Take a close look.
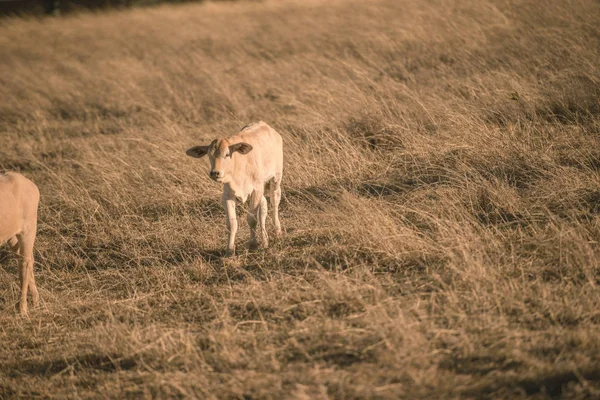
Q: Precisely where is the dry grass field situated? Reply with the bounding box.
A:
[1,0,600,398]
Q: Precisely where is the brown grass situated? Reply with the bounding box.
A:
[1,0,600,398]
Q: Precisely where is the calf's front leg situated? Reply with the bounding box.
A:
[222,192,238,257]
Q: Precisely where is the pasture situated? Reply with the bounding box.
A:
[1,0,599,398]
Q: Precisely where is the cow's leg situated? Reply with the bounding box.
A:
[8,236,23,312]
[271,178,282,238]
[16,230,37,315]
[247,190,264,250]
[222,191,238,257]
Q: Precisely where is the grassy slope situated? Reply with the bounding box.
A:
[1,0,599,398]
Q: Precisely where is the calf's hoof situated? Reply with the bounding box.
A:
[224,247,235,257]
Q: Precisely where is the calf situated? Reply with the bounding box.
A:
[186,121,283,256]
[0,171,40,315]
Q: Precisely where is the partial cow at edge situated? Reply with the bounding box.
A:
[186,121,283,257]
[0,171,40,315]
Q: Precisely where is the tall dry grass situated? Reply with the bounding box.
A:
[1,0,600,398]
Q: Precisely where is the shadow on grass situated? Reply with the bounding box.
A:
[286,178,449,203]
[2,353,138,377]
[461,367,600,398]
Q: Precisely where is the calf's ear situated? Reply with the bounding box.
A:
[230,142,253,155]
[186,145,210,158]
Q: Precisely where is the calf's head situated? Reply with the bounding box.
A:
[186,139,253,182]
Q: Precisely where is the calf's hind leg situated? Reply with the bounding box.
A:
[8,236,19,253]
[247,190,268,250]
[259,195,268,247]
[270,178,282,238]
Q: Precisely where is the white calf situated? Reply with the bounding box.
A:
[0,171,40,315]
[187,121,283,256]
